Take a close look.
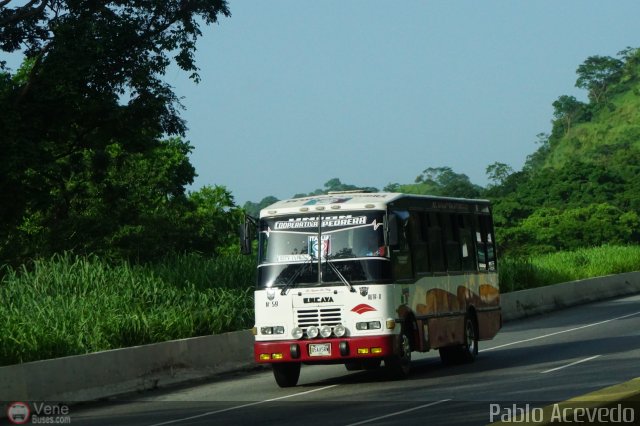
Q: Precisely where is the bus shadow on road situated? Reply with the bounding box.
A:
[298,333,640,389]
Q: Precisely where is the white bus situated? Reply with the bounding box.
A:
[242,192,501,387]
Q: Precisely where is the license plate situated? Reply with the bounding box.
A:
[309,343,331,357]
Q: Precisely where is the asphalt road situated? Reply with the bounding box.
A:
[67,293,640,425]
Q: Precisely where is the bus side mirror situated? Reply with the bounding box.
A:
[240,215,256,255]
[387,214,398,248]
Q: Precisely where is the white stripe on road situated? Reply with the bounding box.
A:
[541,355,601,374]
[147,384,339,426]
[482,310,640,352]
[343,399,451,426]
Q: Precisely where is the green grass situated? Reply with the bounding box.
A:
[499,245,640,293]
[0,253,257,366]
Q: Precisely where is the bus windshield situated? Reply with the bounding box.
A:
[257,212,391,288]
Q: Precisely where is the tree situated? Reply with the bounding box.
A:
[187,185,243,255]
[0,1,231,264]
[0,135,202,263]
[292,178,378,198]
[551,95,589,135]
[617,47,640,85]
[575,55,623,105]
[523,133,551,173]
[515,204,639,253]
[410,167,482,198]
[243,196,280,218]
[1,1,229,71]
[383,182,401,192]
[485,162,514,187]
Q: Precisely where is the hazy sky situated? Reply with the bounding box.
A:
[170,0,640,205]
[6,1,640,205]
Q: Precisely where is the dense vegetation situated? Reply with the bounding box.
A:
[499,245,640,293]
[1,3,639,364]
[0,253,254,365]
[0,1,237,266]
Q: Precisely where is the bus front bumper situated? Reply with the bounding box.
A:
[254,335,397,363]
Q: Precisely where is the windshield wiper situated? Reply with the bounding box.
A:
[276,253,356,294]
[279,257,313,295]
[326,256,356,293]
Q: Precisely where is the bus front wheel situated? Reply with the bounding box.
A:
[272,362,301,387]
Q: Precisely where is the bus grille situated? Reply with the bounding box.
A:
[295,307,342,332]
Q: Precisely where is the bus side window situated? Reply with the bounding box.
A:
[476,216,487,271]
[444,214,462,272]
[410,211,429,274]
[427,212,445,273]
[476,215,496,271]
[485,216,497,271]
[460,214,477,271]
[390,211,413,280]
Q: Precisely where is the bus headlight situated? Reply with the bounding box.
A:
[307,326,319,339]
[261,326,285,335]
[320,325,332,338]
[356,321,381,330]
[333,324,346,337]
[292,327,303,339]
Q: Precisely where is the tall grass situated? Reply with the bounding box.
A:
[149,253,256,290]
[0,253,257,366]
[499,245,640,293]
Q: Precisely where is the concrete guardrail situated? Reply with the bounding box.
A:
[500,271,640,321]
[2,271,639,403]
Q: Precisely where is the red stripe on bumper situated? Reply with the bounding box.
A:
[254,335,397,363]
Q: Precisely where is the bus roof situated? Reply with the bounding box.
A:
[259,192,491,218]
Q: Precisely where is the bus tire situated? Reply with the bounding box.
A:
[439,313,478,365]
[384,329,411,379]
[460,313,479,363]
[272,362,301,387]
[438,346,459,365]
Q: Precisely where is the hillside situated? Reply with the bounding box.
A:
[545,85,640,170]
[489,47,640,255]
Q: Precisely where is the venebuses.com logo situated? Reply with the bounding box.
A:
[6,401,71,424]
[7,402,30,425]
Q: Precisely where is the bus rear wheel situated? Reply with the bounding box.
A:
[384,330,411,379]
[272,362,301,387]
[439,314,478,365]
[460,313,479,362]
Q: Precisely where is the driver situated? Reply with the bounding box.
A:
[359,232,384,257]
